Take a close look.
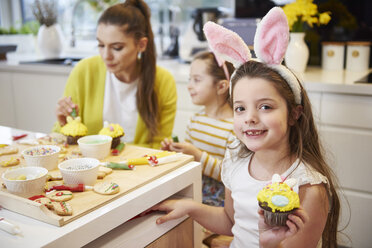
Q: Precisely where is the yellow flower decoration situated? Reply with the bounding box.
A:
[282,0,331,32]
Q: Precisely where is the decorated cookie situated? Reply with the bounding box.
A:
[47,171,63,181]
[93,181,120,195]
[47,190,73,202]
[52,201,73,216]
[97,171,107,179]
[0,146,18,156]
[0,156,20,167]
[99,166,113,175]
[34,197,55,210]
[45,181,64,191]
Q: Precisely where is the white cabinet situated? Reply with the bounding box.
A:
[12,72,68,133]
[310,92,372,248]
[0,72,16,127]
[0,65,70,133]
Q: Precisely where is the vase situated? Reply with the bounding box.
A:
[37,24,64,59]
[284,32,309,73]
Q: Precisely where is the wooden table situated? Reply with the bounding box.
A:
[0,126,202,247]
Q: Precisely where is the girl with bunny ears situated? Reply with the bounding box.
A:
[151,7,340,248]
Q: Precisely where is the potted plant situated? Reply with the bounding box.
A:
[0,22,39,54]
[32,0,64,58]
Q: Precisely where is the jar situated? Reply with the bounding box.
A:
[321,41,345,70]
[346,41,371,71]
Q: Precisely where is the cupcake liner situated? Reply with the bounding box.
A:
[111,136,123,149]
[262,208,293,226]
[67,135,83,145]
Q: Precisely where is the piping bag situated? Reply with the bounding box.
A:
[103,151,181,169]
[0,217,21,235]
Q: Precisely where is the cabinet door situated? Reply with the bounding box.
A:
[0,72,16,127]
[12,72,68,133]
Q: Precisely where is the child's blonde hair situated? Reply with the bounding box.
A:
[230,60,340,248]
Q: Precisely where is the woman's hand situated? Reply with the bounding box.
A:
[56,96,79,126]
[258,207,309,248]
[169,142,203,161]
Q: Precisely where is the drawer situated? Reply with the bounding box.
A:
[338,189,372,248]
[320,93,372,129]
[320,126,372,193]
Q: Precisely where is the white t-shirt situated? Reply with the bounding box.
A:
[221,138,328,248]
[103,72,138,143]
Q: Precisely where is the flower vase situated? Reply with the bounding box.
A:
[284,32,309,73]
[37,24,64,59]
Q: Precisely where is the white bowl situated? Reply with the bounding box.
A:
[58,158,100,186]
[22,145,61,171]
[78,135,112,160]
[2,166,48,197]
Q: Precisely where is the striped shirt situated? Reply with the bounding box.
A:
[185,110,234,182]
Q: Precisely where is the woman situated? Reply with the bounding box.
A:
[54,0,177,148]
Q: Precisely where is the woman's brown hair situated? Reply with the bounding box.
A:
[230,60,340,248]
[98,0,158,141]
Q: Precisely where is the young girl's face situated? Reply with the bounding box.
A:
[188,59,217,106]
[233,77,290,153]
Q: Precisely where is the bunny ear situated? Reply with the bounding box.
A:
[203,21,251,68]
[254,7,289,65]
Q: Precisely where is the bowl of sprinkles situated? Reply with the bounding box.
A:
[58,158,100,186]
[22,145,61,171]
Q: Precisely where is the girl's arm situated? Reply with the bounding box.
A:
[259,183,329,248]
[153,190,235,236]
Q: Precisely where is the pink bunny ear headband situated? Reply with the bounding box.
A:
[203,7,302,104]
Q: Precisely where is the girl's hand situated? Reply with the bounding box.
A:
[56,96,79,126]
[170,142,203,161]
[150,199,194,224]
[161,138,173,151]
[258,207,309,248]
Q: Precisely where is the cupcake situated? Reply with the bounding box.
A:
[257,174,299,226]
[60,116,88,145]
[98,121,125,148]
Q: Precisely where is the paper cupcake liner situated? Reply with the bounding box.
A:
[111,136,123,149]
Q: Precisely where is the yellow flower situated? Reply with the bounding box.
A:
[319,12,331,25]
[282,0,331,32]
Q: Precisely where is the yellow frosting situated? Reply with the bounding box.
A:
[60,116,88,137]
[98,123,124,138]
[257,182,300,212]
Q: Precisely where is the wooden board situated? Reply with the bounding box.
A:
[0,143,194,226]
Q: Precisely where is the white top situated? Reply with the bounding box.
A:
[103,72,138,143]
[221,138,328,248]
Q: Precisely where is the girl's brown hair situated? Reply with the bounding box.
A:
[230,60,340,248]
[193,51,235,102]
[98,0,158,141]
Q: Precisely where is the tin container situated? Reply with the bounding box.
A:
[346,41,371,71]
[322,41,345,70]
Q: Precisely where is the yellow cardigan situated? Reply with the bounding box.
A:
[53,55,177,149]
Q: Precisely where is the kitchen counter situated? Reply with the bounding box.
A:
[0,126,202,248]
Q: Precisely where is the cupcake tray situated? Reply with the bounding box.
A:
[0,143,193,226]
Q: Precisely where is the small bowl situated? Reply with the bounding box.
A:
[2,166,48,197]
[22,145,61,171]
[58,158,100,186]
[78,135,112,160]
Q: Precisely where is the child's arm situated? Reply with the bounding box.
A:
[259,183,329,248]
[169,142,203,161]
[152,191,235,236]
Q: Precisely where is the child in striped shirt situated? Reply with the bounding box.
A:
[161,51,235,207]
